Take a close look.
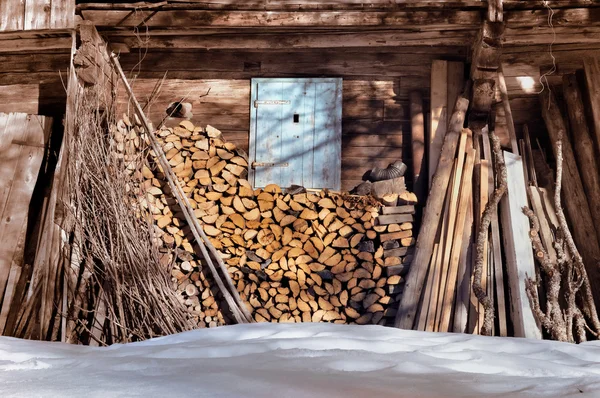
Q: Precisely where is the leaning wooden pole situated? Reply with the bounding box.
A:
[410,91,426,207]
[109,53,252,324]
[395,84,470,329]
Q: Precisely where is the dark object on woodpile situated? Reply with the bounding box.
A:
[166,101,193,118]
[369,161,407,182]
[285,185,307,195]
[352,181,372,196]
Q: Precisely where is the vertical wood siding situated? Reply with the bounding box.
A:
[0,0,74,32]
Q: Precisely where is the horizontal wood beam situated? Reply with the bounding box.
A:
[112,30,476,50]
[0,37,72,53]
[81,9,482,28]
[77,0,598,12]
[80,7,600,29]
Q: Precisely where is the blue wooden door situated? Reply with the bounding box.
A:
[249,78,342,190]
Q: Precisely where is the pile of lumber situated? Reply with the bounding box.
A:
[403,127,508,335]
[116,118,418,327]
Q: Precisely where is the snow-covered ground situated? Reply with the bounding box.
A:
[1,323,600,397]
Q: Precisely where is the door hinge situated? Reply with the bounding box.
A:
[254,100,291,108]
[252,162,289,168]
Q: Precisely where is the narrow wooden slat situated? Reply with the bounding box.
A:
[452,197,473,333]
[417,243,439,332]
[428,60,448,187]
[528,187,557,264]
[500,151,541,339]
[395,94,469,330]
[425,163,454,332]
[439,147,475,332]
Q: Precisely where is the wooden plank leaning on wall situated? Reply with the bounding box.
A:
[0,113,50,334]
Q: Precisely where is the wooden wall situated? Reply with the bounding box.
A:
[0,0,75,32]
[0,52,70,116]
[118,47,468,191]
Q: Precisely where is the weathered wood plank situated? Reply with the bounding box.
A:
[429,60,448,187]
[0,113,48,321]
[500,151,541,339]
[377,214,414,225]
[82,9,482,28]
[583,56,600,157]
[381,205,415,215]
[117,31,476,50]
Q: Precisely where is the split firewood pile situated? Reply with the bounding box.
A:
[116,118,418,327]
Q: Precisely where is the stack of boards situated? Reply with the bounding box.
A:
[115,118,418,327]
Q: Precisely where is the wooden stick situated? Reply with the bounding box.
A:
[477,158,490,332]
[395,88,470,329]
[482,131,507,336]
[109,53,252,324]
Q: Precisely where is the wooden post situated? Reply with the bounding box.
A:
[540,90,600,310]
[583,57,600,156]
[410,91,426,206]
[563,74,600,237]
[395,89,469,330]
[497,65,519,154]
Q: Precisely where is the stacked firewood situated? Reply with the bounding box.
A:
[117,118,417,327]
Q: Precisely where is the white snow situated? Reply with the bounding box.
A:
[1,323,600,397]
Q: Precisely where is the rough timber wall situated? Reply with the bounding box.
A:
[118,47,468,191]
[0,52,70,115]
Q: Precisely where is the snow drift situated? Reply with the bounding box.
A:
[1,323,600,397]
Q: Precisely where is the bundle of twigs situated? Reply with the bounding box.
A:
[66,84,194,345]
[525,138,600,343]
